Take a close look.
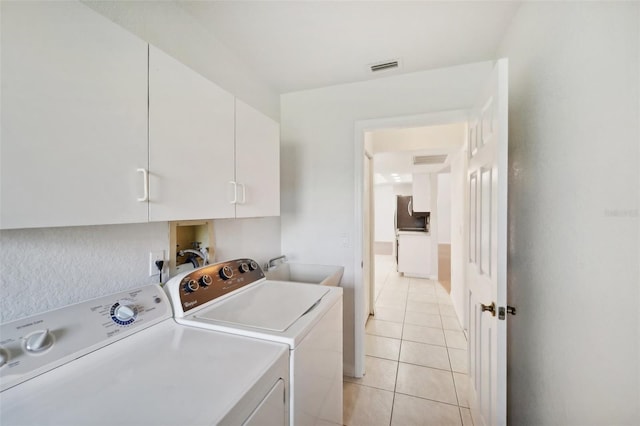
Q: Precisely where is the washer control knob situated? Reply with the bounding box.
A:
[239,263,249,273]
[0,347,9,367]
[200,275,212,287]
[25,329,54,353]
[219,265,234,280]
[249,260,259,271]
[184,279,199,293]
[114,304,136,322]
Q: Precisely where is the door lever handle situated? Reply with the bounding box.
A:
[480,302,496,316]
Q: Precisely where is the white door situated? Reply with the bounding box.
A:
[467,58,508,426]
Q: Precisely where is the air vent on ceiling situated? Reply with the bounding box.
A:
[413,154,448,165]
[370,60,399,73]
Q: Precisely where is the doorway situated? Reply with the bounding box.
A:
[353,109,469,378]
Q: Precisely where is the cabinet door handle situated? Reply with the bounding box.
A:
[408,199,413,216]
[136,168,149,202]
[229,181,238,204]
[238,183,246,204]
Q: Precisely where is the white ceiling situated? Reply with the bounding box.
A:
[371,123,466,184]
[179,1,521,94]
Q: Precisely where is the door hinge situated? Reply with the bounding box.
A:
[498,305,516,320]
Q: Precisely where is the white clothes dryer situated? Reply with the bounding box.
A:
[165,258,343,426]
[0,284,289,426]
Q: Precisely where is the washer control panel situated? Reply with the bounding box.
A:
[0,285,170,392]
[165,258,265,315]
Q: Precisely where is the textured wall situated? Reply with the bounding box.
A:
[499,2,639,424]
[0,217,282,323]
[0,222,169,322]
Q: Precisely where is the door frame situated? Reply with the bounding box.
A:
[352,108,469,377]
[363,149,375,320]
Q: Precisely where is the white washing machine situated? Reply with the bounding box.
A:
[165,258,343,426]
[0,284,290,426]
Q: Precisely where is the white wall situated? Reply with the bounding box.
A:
[212,217,282,265]
[371,123,467,153]
[448,144,468,332]
[499,2,639,424]
[437,173,451,244]
[0,1,282,323]
[280,61,493,375]
[374,183,412,243]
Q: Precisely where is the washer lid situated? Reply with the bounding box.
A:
[195,281,330,332]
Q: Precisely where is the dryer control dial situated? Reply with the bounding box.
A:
[239,262,249,273]
[25,329,54,353]
[110,302,137,326]
[200,275,212,287]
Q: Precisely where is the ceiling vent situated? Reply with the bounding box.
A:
[370,59,399,73]
[413,154,448,165]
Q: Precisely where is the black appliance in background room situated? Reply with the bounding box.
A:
[395,195,429,232]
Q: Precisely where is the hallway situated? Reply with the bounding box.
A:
[343,255,472,426]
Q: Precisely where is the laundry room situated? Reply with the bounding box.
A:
[1,2,638,426]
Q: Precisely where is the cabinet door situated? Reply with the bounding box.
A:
[411,173,431,212]
[235,100,280,218]
[149,46,235,221]
[397,234,431,276]
[1,2,148,229]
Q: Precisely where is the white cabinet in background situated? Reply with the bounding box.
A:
[397,232,432,278]
[148,46,235,221]
[412,173,432,212]
[234,100,280,218]
[0,1,148,229]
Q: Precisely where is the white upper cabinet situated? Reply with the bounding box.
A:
[0,1,148,229]
[148,46,235,221]
[1,2,280,229]
[234,100,280,218]
[412,173,432,212]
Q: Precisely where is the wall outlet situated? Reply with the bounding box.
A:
[149,250,164,276]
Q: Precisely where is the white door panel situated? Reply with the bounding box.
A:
[467,58,508,426]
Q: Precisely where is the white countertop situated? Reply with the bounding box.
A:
[397,230,430,236]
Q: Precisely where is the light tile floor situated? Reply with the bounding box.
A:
[344,255,472,426]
